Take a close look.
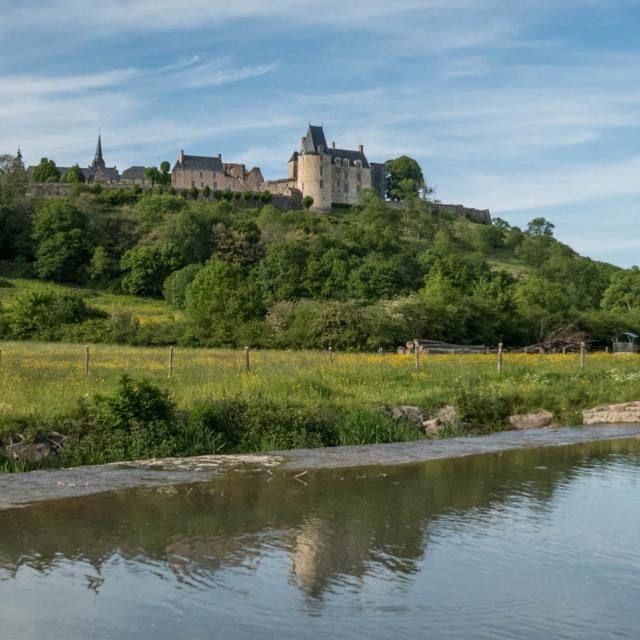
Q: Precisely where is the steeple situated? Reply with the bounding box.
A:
[93,133,105,169]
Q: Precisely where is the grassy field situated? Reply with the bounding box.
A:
[0,278,178,324]
[1,341,638,434]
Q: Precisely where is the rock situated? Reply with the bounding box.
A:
[7,441,51,463]
[582,401,640,425]
[422,405,457,435]
[508,410,554,430]
[383,405,426,429]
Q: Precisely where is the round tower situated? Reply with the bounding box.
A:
[298,152,332,212]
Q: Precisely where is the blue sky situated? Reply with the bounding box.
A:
[1,0,639,267]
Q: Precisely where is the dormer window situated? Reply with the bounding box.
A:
[343,159,349,167]
[334,157,341,165]
[355,160,362,169]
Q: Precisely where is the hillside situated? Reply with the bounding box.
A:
[1,171,639,350]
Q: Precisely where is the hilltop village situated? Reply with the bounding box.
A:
[28,125,385,212]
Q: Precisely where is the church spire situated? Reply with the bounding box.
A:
[93,133,105,168]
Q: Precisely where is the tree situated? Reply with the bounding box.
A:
[144,167,161,187]
[255,240,310,302]
[384,156,427,201]
[185,260,264,343]
[33,157,60,183]
[526,217,555,237]
[302,195,314,210]
[163,264,203,309]
[159,161,171,186]
[202,184,211,198]
[32,200,92,280]
[601,268,640,312]
[120,244,181,296]
[64,164,86,184]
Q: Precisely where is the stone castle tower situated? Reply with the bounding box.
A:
[283,125,385,212]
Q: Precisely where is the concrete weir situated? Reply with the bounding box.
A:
[1,425,640,510]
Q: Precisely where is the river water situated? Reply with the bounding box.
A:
[1,436,639,639]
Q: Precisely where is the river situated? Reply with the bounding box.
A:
[1,431,639,638]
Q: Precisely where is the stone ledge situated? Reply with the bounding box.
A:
[583,401,640,425]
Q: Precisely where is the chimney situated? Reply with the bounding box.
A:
[332,141,336,150]
[358,144,364,154]
[300,137,306,152]
[217,153,222,161]
[179,149,184,164]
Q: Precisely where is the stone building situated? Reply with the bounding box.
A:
[264,125,385,212]
[28,134,120,183]
[120,166,149,186]
[171,150,264,192]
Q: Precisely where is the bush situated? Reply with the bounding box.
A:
[7,288,107,339]
[454,386,513,434]
[163,264,204,308]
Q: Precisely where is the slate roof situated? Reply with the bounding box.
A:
[173,155,224,172]
[328,148,369,168]
[302,125,328,153]
[121,165,147,180]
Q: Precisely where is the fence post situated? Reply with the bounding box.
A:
[562,346,566,355]
[580,342,586,369]
[84,345,90,377]
[168,345,174,378]
[244,346,250,373]
[328,346,333,366]
[414,340,420,372]
[497,343,503,374]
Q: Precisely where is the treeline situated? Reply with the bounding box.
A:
[1,152,639,349]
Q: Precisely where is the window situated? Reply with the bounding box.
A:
[199,171,203,178]
[357,185,361,193]
[357,171,361,182]
[343,159,349,167]
[320,179,323,188]
[191,180,195,188]
[201,182,204,187]
[344,183,349,194]
[213,182,218,190]
[355,160,362,169]
[334,157,341,165]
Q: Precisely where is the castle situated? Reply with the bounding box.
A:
[263,125,386,211]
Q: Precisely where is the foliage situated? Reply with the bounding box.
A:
[31,200,92,281]
[33,157,60,183]
[302,195,314,210]
[384,155,427,201]
[163,263,203,309]
[120,244,182,296]
[64,164,86,184]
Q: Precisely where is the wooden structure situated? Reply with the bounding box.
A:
[612,332,638,353]
[400,340,489,355]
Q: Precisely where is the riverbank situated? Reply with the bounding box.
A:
[2,425,639,510]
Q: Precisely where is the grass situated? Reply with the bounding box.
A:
[0,278,179,324]
[0,341,638,437]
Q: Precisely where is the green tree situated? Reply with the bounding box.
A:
[64,164,86,184]
[255,240,309,302]
[601,268,640,312]
[301,195,314,210]
[384,156,427,201]
[163,264,204,309]
[185,260,264,344]
[120,244,181,296]
[33,157,60,183]
[526,217,555,237]
[32,200,92,280]
[159,161,171,186]
[144,167,161,187]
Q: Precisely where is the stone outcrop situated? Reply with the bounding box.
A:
[582,401,640,425]
[382,405,458,435]
[5,432,67,463]
[508,410,554,430]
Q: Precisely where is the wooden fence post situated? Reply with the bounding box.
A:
[168,345,174,378]
[244,346,250,373]
[328,346,333,366]
[580,342,586,369]
[84,345,90,377]
[497,343,503,374]
[414,340,420,372]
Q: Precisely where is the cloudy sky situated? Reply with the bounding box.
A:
[1,0,639,266]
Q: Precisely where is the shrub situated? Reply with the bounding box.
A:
[163,263,204,308]
[7,288,107,339]
[454,387,513,434]
[302,195,314,210]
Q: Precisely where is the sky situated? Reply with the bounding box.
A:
[1,0,639,267]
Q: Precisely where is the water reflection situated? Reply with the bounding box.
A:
[0,438,639,639]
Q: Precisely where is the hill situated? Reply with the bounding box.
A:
[1,166,639,350]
